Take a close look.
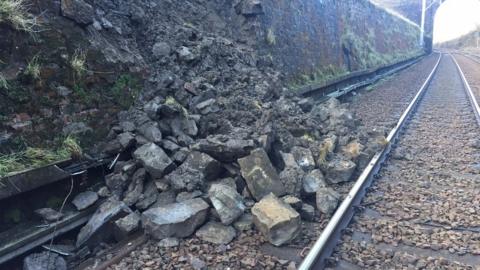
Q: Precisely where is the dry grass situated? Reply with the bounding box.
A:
[70,49,86,78]
[0,72,8,89]
[0,0,38,32]
[318,137,335,165]
[343,141,362,159]
[25,54,41,79]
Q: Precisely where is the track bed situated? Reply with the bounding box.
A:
[330,55,480,269]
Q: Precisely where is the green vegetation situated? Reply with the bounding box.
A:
[0,136,81,177]
[266,28,276,46]
[165,95,188,116]
[24,54,41,80]
[289,64,350,91]
[70,49,87,80]
[110,74,141,109]
[0,0,38,32]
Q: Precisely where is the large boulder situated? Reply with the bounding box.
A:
[195,221,236,244]
[320,156,356,184]
[251,193,301,246]
[133,143,175,178]
[76,199,132,247]
[238,148,286,201]
[142,198,209,239]
[192,135,255,162]
[138,122,163,143]
[208,183,245,225]
[23,251,67,270]
[316,187,341,216]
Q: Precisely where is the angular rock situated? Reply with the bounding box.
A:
[97,186,110,198]
[170,117,198,137]
[72,191,98,211]
[320,156,356,184]
[138,122,162,143]
[279,164,304,197]
[176,190,203,202]
[316,187,341,216]
[192,135,255,162]
[166,165,204,191]
[61,0,94,25]
[183,151,223,181]
[252,193,301,246]
[233,213,253,231]
[135,180,159,210]
[238,0,264,16]
[302,169,327,196]
[123,168,145,206]
[105,173,129,198]
[117,132,136,150]
[23,251,67,270]
[76,199,131,247]
[158,237,179,248]
[190,256,207,270]
[291,147,316,171]
[238,148,286,201]
[34,208,63,222]
[142,198,209,239]
[299,203,315,221]
[281,195,302,211]
[152,42,171,58]
[177,46,196,62]
[298,98,313,112]
[152,190,176,208]
[143,97,164,120]
[133,143,175,178]
[172,147,189,163]
[113,212,141,241]
[195,221,236,244]
[208,183,245,225]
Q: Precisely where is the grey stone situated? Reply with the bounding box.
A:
[152,42,171,58]
[208,183,245,225]
[316,187,341,216]
[120,121,135,132]
[177,46,196,62]
[298,98,313,112]
[279,164,304,197]
[233,213,253,231]
[76,199,131,247]
[72,191,98,210]
[176,190,203,202]
[34,208,63,222]
[135,180,159,210]
[238,148,286,201]
[97,186,110,197]
[299,203,315,221]
[133,143,175,178]
[291,147,316,171]
[117,132,136,149]
[184,151,223,181]
[143,97,164,120]
[172,147,189,163]
[158,237,179,247]
[138,122,162,143]
[162,139,180,153]
[192,135,255,162]
[113,212,140,241]
[320,156,356,184]
[170,117,198,137]
[61,0,94,25]
[195,221,236,245]
[302,169,327,196]
[238,0,264,16]
[251,193,301,246]
[142,198,209,239]
[23,251,67,270]
[166,165,204,191]
[151,190,176,208]
[281,195,302,211]
[105,173,129,198]
[190,256,207,270]
[123,168,145,206]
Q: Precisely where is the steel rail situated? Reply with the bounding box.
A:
[298,53,443,270]
[451,54,480,126]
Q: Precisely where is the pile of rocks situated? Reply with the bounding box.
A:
[22,0,387,267]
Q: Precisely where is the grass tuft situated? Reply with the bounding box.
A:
[0,0,39,32]
[0,73,8,89]
[266,28,276,46]
[25,54,41,80]
[70,49,86,78]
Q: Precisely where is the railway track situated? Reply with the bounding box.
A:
[300,54,480,269]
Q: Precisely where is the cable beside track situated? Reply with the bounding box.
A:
[299,54,443,270]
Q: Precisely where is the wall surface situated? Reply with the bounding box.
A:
[226,0,424,86]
